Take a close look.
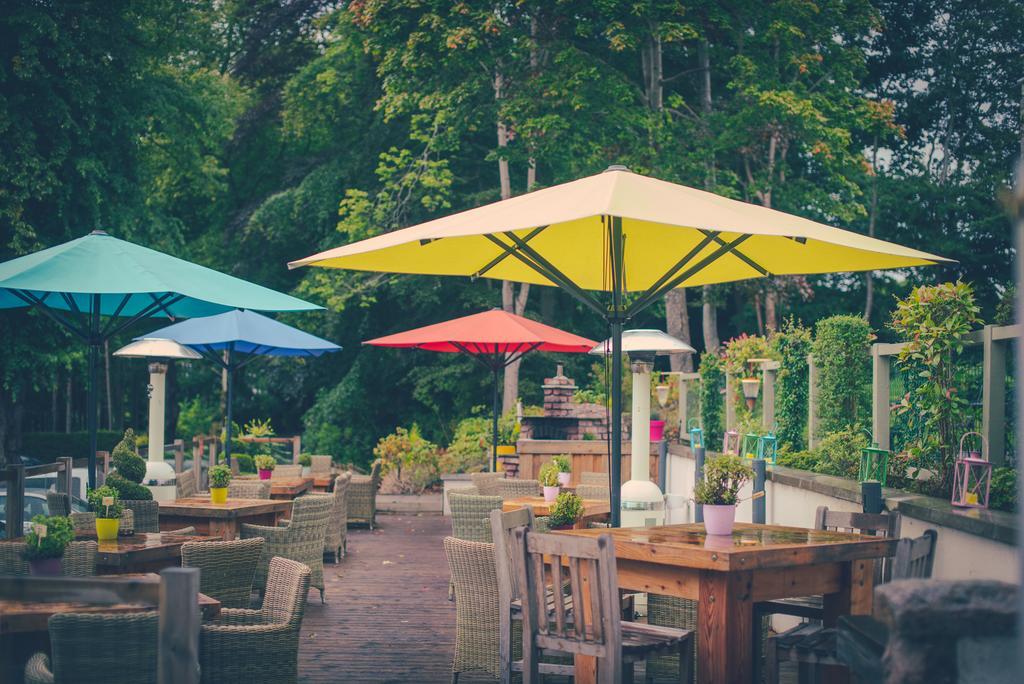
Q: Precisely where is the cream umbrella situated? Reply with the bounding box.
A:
[290,165,949,525]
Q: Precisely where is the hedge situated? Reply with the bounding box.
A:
[698,352,725,448]
[811,315,872,438]
[770,321,812,451]
[20,431,123,460]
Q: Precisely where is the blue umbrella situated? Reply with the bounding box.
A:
[140,309,341,463]
[0,230,320,487]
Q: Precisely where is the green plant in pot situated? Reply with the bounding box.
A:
[547,492,584,530]
[208,464,232,504]
[694,454,753,536]
[22,514,75,575]
[539,462,560,502]
[254,455,276,481]
[88,485,124,541]
[552,454,572,487]
[107,428,154,502]
[298,452,312,475]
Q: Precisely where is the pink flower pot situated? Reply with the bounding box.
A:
[557,472,571,487]
[543,485,560,503]
[29,557,63,576]
[649,420,666,442]
[258,469,272,481]
[702,504,736,536]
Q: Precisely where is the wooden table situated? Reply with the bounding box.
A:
[311,475,335,492]
[91,532,220,574]
[502,496,611,529]
[267,477,314,499]
[158,498,292,540]
[556,523,897,684]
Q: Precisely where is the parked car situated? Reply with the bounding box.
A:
[0,488,89,539]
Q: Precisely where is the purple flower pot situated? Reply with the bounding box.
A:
[702,504,736,536]
[29,557,63,576]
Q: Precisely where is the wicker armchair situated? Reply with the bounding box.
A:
[575,484,610,501]
[25,612,157,684]
[0,541,97,577]
[347,460,381,529]
[444,537,501,681]
[45,491,70,516]
[310,455,334,475]
[579,471,608,487]
[228,481,271,499]
[241,494,332,602]
[271,464,303,480]
[199,556,311,684]
[182,537,264,609]
[448,493,503,542]
[470,471,504,496]
[323,473,351,562]
[496,478,541,499]
[122,500,159,533]
[177,468,198,498]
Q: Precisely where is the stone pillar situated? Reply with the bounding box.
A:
[872,345,892,451]
[981,325,1006,465]
[761,361,779,430]
[542,363,577,417]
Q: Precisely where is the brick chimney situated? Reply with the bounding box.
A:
[542,364,577,417]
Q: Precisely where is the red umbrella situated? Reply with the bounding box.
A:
[365,309,597,471]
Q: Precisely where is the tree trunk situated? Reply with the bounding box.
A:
[665,289,694,371]
[51,374,58,432]
[702,286,720,352]
[697,37,719,353]
[104,339,113,430]
[65,372,73,433]
[863,140,880,320]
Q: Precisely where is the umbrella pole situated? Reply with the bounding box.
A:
[87,295,100,490]
[225,349,233,466]
[491,363,500,473]
[610,320,623,527]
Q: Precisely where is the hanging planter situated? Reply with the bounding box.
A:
[740,377,760,410]
[952,432,992,509]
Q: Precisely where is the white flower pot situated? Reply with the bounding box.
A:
[543,485,560,502]
[702,504,737,536]
[557,472,571,487]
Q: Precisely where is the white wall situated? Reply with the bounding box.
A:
[666,450,1019,584]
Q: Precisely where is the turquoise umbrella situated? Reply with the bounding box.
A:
[140,309,341,463]
[0,230,320,487]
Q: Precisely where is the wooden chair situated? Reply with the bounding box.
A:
[514,527,693,684]
[766,529,938,684]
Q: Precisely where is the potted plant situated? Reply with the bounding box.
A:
[539,462,560,502]
[208,464,232,504]
[547,492,583,530]
[298,453,312,476]
[87,485,124,541]
[22,514,75,576]
[495,412,520,468]
[254,455,276,480]
[693,454,754,536]
[552,454,572,487]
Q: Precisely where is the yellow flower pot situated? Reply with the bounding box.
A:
[95,518,119,541]
[210,487,228,504]
[496,445,516,456]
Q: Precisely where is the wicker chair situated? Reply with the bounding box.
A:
[46,491,70,516]
[181,537,264,609]
[0,541,97,577]
[228,481,272,499]
[347,460,381,529]
[579,472,608,487]
[497,478,541,499]
[310,455,334,475]
[25,612,158,684]
[323,473,351,562]
[575,484,610,501]
[470,471,504,496]
[199,557,312,684]
[271,464,303,480]
[444,537,502,681]
[241,494,332,602]
[177,468,198,498]
[448,492,503,542]
[122,499,159,533]
[70,511,134,535]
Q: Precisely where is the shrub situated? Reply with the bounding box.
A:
[813,427,868,479]
[497,412,520,445]
[775,448,821,472]
[235,454,256,473]
[890,281,982,494]
[23,515,75,560]
[88,486,123,519]
[112,429,146,483]
[21,431,121,460]
[813,315,873,438]
[698,352,725,447]
[440,415,490,474]
[770,319,812,451]
[254,455,276,472]
[694,454,753,506]
[548,492,583,528]
[372,426,440,493]
[539,462,560,487]
[990,467,1017,512]
[176,396,218,442]
[105,473,152,501]
[209,464,232,489]
[552,455,571,473]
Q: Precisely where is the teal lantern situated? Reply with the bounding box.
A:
[757,433,778,464]
[688,419,704,449]
[859,443,890,485]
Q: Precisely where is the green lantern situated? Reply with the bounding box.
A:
[859,443,890,485]
[741,432,759,460]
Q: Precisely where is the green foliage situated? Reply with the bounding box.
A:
[775,448,822,473]
[497,412,520,446]
[87,486,123,520]
[813,315,873,438]
[298,453,312,467]
[235,454,256,474]
[770,320,812,450]
[20,432,122,460]
[698,353,725,447]
[694,455,753,506]
[890,282,982,493]
[552,455,571,474]
[440,415,490,474]
[372,426,441,491]
[539,462,560,488]
[111,429,146,484]
[814,427,869,480]
[722,334,774,376]
[23,515,75,561]
[105,473,153,502]
[254,455,276,472]
[547,492,584,529]
[176,396,218,442]
[989,467,1017,513]
[208,464,232,489]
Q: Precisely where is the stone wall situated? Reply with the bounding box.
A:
[519,364,624,441]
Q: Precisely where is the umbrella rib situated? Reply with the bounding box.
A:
[472,225,548,279]
[699,229,770,276]
[452,341,503,371]
[632,231,720,304]
[11,289,89,342]
[100,294,134,337]
[503,342,542,367]
[105,293,185,340]
[496,232,606,317]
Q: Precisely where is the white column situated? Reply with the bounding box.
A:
[630,361,652,482]
[148,362,167,462]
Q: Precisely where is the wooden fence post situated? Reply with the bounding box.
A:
[807,354,819,449]
[57,456,74,505]
[5,464,25,537]
[871,345,891,450]
[292,436,301,464]
[981,324,1006,465]
[158,567,200,684]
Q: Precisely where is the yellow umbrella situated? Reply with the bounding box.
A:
[290,165,949,525]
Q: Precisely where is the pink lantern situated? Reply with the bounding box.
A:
[722,429,740,456]
[951,431,992,509]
